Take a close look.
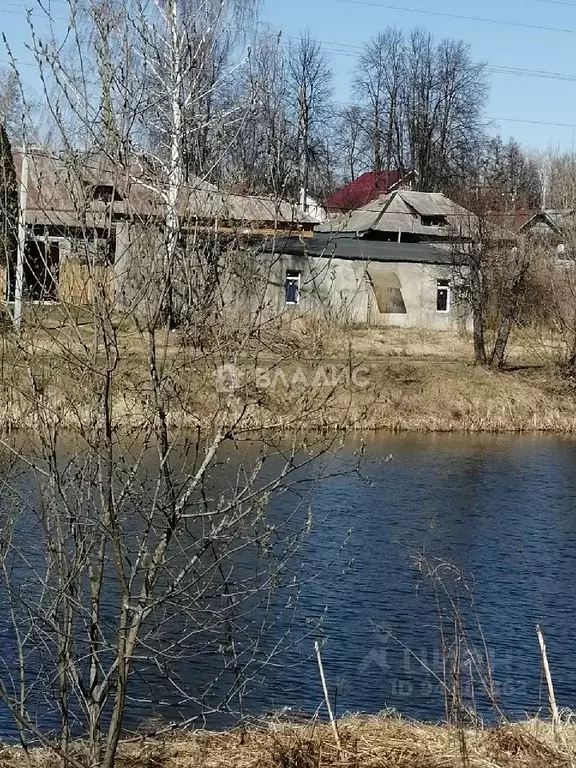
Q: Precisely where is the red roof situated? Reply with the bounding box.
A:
[487,209,536,233]
[327,170,402,212]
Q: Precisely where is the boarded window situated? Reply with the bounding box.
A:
[367,267,407,314]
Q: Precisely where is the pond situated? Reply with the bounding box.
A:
[261,432,576,723]
[1,432,576,735]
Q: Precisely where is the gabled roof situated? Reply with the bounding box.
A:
[519,209,576,236]
[326,170,406,213]
[317,190,476,241]
[14,149,316,231]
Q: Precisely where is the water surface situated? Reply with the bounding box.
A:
[2,432,576,734]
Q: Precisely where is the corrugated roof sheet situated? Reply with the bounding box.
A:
[400,191,458,216]
[15,149,315,229]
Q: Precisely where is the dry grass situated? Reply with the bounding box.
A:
[3,716,576,768]
[0,315,575,435]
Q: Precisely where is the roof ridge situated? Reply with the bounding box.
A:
[371,190,397,229]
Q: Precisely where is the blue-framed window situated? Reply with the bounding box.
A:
[285,270,301,304]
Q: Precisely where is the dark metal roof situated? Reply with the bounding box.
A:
[270,234,462,265]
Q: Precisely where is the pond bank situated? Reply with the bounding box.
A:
[2,321,576,435]
[2,716,572,768]
[1,357,576,435]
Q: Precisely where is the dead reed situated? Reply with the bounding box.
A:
[0,319,576,435]
[2,715,576,768]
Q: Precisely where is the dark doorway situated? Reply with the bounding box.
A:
[7,240,60,301]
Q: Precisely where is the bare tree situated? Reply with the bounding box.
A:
[288,32,333,207]
[0,3,359,767]
[403,30,488,190]
[225,33,295,196]
[480,137,541,212]
[350,27,487,191]
[333,105,368,183]
[354,28,404,174]
[453,196,534,368]
[534,149,576,210]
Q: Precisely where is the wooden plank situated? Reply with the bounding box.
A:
[59,260,115,305]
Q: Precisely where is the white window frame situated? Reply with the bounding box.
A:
[285,270,301,305]
[436,279,451,313]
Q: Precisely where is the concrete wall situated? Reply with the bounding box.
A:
[256,253,370,324]
[112,227,468,332]
[367,261,469,331]
[256,254,469,331]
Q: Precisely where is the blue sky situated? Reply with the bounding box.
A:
[3,0,576,149]
[261,0,576,150]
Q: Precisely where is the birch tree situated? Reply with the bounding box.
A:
[0,2,355,766]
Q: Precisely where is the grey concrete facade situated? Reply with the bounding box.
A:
[257,241,469,331]
[112,225,470,332]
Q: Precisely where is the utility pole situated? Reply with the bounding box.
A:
[14,144,27,333]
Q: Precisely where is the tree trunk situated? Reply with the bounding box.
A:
[490,316,514,369]
[489,262,529,369]
[469,253,487,365]
[472,306,487,366]
[372,104,382,172]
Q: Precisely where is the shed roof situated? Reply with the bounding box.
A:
[270,234,464,265]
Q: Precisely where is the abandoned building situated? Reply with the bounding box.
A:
[5,150,478,332]
[517,209,576,256]
[262,233,469,330]
[259,190,476,330]
[317,189,476,243]
[9,149,317,306]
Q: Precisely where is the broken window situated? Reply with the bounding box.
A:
[436,279,451,312]
[285,270,301,304]
[87,183,123,203]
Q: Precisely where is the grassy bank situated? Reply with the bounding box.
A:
[3,715,575,768]
[1,317,576,434]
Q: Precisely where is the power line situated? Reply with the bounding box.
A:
[488,65,576,83]
[535,0,576,6]
[489,116,576,128]
[282,34,576,84]
[0,4,68,20]
[332,98,576,128]
[335,0,576,36]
